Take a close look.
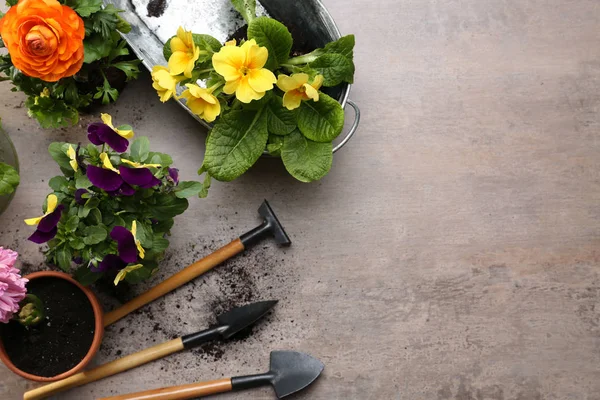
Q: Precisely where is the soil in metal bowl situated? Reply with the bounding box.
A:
[0,277,95,378]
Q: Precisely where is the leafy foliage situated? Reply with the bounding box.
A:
[0,162,19,196]
[38,132,202,285]
[0,1,139,128]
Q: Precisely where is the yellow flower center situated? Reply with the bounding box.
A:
[239,66,250,76]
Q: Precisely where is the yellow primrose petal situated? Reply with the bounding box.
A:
[168,52,192,77]
[212,45,245,81]
[311,74,324,91]
[292,73,310,86]
[235,78,264,103]
[202,102,221,123]
[223,79,239,95]
[170,36,188,53]
[24,216,44,226]
[245,41,268,70]
[282,90,304,110]
[303,83,319,102]
[225,39,236,46]
[67,145,78,172]
[247,68,276,93]
[114,264,144,286]
[100,153,120,173]
[276,74,301,92]
[177,26,194,47]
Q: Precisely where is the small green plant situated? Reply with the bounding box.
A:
[152,0,355,186]
[0,0,140,128]
[25,114,203,285]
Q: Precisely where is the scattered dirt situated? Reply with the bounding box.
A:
[147,0,168,18]
[0,277,96,378]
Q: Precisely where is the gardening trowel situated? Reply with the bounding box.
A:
[23,301,278,400]
[99,350,324,400]
[104,200,290,326]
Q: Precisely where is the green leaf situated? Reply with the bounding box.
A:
[69,238,86,250]
[69,0,103,17]
[151,236,169,253]
[74,266,102,286]
[148,152,173,167]
[130,136,150,162]
[153,218,174,233]
[203,109,268,181]
[85,4,120,37]
[281,130,333,182]
[247,17,293,69]
[0,162,19,196]
[87,144,100,158]
[198,171,211,198]
[87,208,102,225]
[56,247,72,272]
[266,134,284,157]
[6,0,18,6]
[324,35,355,59]
[83,225,108,245]
[75,174,93,189]
[124,261,157,284]
[116,15,131,34]
[112,60,141,81]
[48,142,75,170]
[309,53,354,86]
[266,96,297,135]
[231,0,256,23]
[65,215,80,231]
[48,176,69,193]
[79,196,100,218]
[151,195,189,220]
[83,34,113,63]
[134,220,152,248]
[297,92,344,142]
[174,181,203,198]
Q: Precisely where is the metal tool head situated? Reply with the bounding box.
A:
[270,351,325,398]
[259,200,291,246]
[217,300,278,339]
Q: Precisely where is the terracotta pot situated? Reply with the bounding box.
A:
[0,271,104,382]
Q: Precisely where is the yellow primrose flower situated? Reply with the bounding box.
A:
[120,159,162,169]
[212,39,276,103]
[180,84,221,122]
[225,39,236,47]
[151,66,183,102]
[114,263,143,286]
[100,153,119,173]
[25,194,58,226]
[130,221,145,259]
[67,144,78,172]
[276,73,324,110]
[168,26,201,78]
[101,113,134,139]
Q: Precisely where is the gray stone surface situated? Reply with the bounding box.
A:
[1,0,600,399]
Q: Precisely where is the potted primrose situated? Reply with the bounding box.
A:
[24,113,204,286]
[0,248,104,381]
[150,0,358,188]
[0,0,140,128]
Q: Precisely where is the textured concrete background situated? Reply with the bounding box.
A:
[1,0,600,399]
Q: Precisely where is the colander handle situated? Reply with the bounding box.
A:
[333,99,361,154]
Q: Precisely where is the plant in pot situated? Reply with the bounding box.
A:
[151,0,356,189]
[24,114,204,286]
[0,0,140,128]
[0,122,19,215]
[0,247,104,381]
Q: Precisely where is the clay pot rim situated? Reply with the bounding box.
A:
[0,270,104,382]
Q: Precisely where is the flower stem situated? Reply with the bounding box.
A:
[286,52,321,65]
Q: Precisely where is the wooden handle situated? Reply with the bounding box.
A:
[97,378,233,400]
[23,339,185,400]
[103,239,245,326]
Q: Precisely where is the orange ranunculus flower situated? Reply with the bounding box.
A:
[0,0,85,82]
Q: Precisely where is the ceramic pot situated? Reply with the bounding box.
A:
[0,271,104,382]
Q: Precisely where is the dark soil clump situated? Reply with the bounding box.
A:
[0,277,96,377]
[147,0,168,18]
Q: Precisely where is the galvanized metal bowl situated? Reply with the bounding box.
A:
[106,0,360,153]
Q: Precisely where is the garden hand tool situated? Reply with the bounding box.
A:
[23,301,277,400]
[98,351,324,400]
[104,200,290,326]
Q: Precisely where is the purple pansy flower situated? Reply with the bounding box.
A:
[168,168,179,184]
[25,194,65,244]
[90,223,145,274]
[86,153,160,195]
[90,254,127,273]
[74,189,89,205]
[87,114,134,153]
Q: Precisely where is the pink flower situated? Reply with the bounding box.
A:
[0,248,27,324]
